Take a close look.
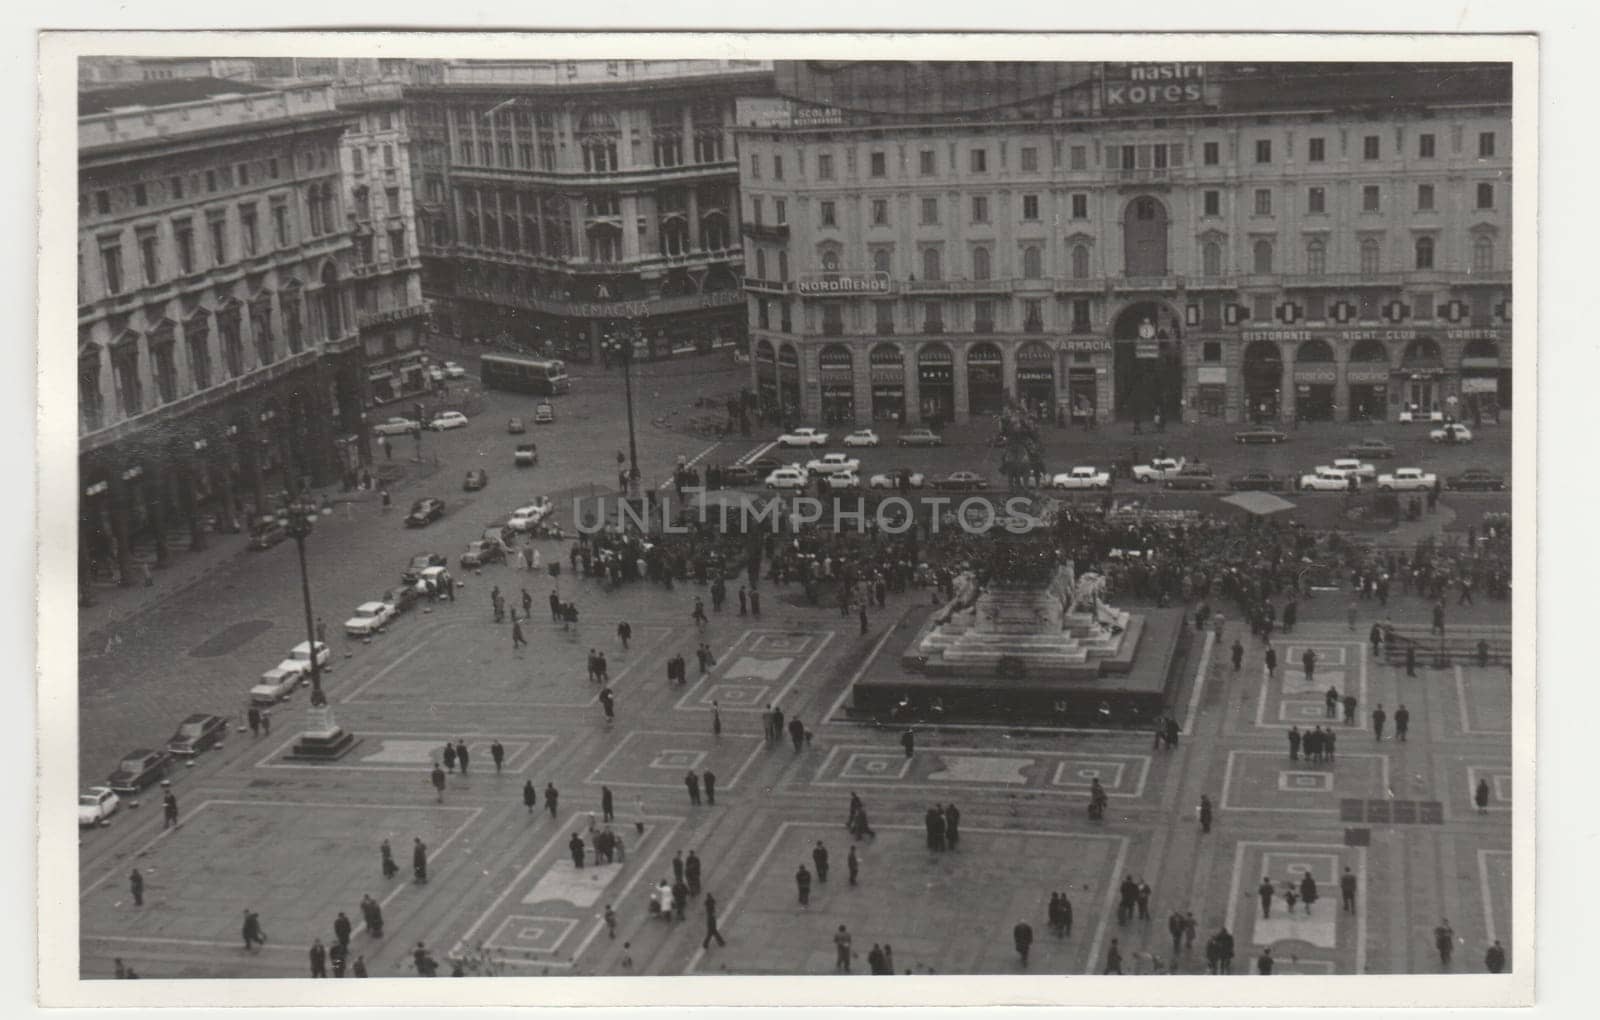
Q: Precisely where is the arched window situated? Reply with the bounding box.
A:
[1136,197,1157,220]
[1473,235,1495,273]
[922,247,942,282]
[1023,245,1042,279]
[872,248,891,274]
[1070,244,1089,280]
[1360,238,1381,276]
[1252,239,1274,274]
[1305,238,1326,275]
[972,246,991,281]
[1415,236,1435,271]
[1202,242,1222,277]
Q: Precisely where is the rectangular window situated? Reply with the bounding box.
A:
[871,198,889,226]
[1022,194,1040,221]
[352,149,364,173]
[1363,135,1380,160]
[221,165,233,188]
[757,298,770,331]
[267,158,278,179]
[1020,147,1038,172]
[113,349,142,416]
[383,144,394,168]
[1204,190,1220,216]
[1362,185,1381,213]
[1308,137,1325,162]
[919,150,936,176]
[819,303,844,336]
[1253,189,1272,215]
[751,195,763,226]
[773,155,784,180]
[1121,145,1137,170]
[209,214,227,265]
[1305,294,1326,321]
[389,227,405,260]
[1252,295,1274,321]
[271,202,290,247]
[817,153,833,180]
[1070,145,1087,170]
[1071,193,1088,219]
[1413,292,1435,320]
[239,205,258,257]
[969,148,987,173]
[205,169,217,193]
[386,187,400,216]
[1307,187,1325,214]
[1255,139,1272,164]
[1419,133,1436,158]
[1359,292,1380,320]
[1478,131,1496,157]
[1477,182,1495,209]
[152,343,177,404]
[749,153,761,179]
[174,220,194,274]
[780,300,792,333]
[1203,340,1222,362]
[1023,298,1043,332]
[99,241,123,295]
[920,197,939,225]
[1203,141,1219,165]
[819,200,836,228]
[778,250,788,281]
[186,330,210,390]
[1071,298,1091,332]
[870,151,887,177]
[138,231,159,285]
[924,302,944,333]
[971,195,988,223]
[1418,184,1435,211]
[134,182,148,207]
[774,199,787,226]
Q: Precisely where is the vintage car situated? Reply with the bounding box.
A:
[1164,464,1218,490]
[1300,468,1360,492]
[764,466,810,490]
[1229,471,1284,492]
[896,428,944,448]
[106,749,173,794]
[165,713,229,756]
[1132,457,1186,483]
[841,429,881,448]
[805,453,861,476]
[428,411,470,431]
[1446,468,1506,491]
[1430,423,1474,444]
[1376,467,1438,492]
[1233,428,1288,445]
[405,498,447,527]
[343,601,395,637]
[1050,466,1111,490]
[79,786,121,827]
[776,427,829,448]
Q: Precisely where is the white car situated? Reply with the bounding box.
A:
[1377,467,1438,492]
[841,429,880,448]
[1328,459,1377,480]
[506,498,553,532]
[1132,458,1186,483]
[1430,423,1474,444]
[765,466,810,489]
[269,640,332,682]
[414,565,450,595]
[79,786,120,827]
[251,666,302,705]
[443,361,467,379]
[1050,466,1111,490]
[429,411,470,431]
[826,470,862,491]
[343,601,395,637]
[868,471,925,489]
[1300,468,1359,492]
[1400,406,1446,424]
[372,416,420,437]
[805,453,861,476]
[777,427,829,448]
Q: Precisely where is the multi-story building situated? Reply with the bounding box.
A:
[738,61,1512,427]
[403,59,773,363]
[77,78,362,590]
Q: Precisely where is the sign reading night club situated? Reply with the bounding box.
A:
[1103,62,1207,107]
[797,272,891,296]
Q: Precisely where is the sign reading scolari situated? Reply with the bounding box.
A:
[1103,63,1208,107]
[797,272,891,297]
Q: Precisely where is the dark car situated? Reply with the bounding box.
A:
[719,464,759,487]
[937,471,988,491]
[745,457,786,478]
[107,748,173,794]
[1347,438,1397,459]
[382,584,422,614]
[1229,470,1284,492]
[405,498,446,528]
[401,552,448,584]
[514,443,537,468]
[1446,468,1506,492]
[463,469,490,491]
[1165,464,1218,490]
[506,417,527,435]
[1233,428,1288,445]
[246,516,286,551]
[461,540,506,569]
[165,713,229,757]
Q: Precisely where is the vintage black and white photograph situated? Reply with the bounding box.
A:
[34,30,1537,1009]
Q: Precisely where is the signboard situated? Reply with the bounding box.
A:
[1240,327,1428,344]
[1346,367,1391,384]
[1293,368,1338,384]
[737,97,798,129]
[1016,369,1055,382]
[1197,366,1227,384]
[1462,357,1501,370]
[1448,328,1503,341]
[1103,63,1207,107]
[797,272,890,297]
[793,105,845,128]
[1060,339,1113,353]
[1461,377,1500,394]
[1135,342,1160,359]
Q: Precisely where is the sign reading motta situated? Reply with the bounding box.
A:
[797,272,891,296]
[1103,63,1206,106]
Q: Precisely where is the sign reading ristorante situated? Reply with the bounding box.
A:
[797,272,891,296]
[1242,328,1428,343]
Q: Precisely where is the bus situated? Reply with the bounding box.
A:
[480,354,570,396]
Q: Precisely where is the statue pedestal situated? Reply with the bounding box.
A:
[287,703,358,761]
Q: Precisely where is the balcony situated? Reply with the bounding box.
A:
[822,321,846,337]
[742,277,791,294]
[973,319,996,333]
[449,286,745,320]
[873,323,896,336]
[905,278,1009,295]
[357,302,431,331]
[924,321,946,335]
[1052,277,1105,295]
[1023,319,1045,334]
[740,222,791,242]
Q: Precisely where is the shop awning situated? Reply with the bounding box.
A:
[1219,491,1297,517]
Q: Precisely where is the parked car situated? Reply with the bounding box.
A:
[246,516,287,551]
[1229,470,1284,492]
[381,585,422,615]
[937,471,988,491]
[443,361,467,379]
[533,403,556,425]
[868,470,925,489]
[372,416,420,437]
[1399,405,1446,424]
[765,466,810,490]
[1377,467,1438,492]
[79,786,120,827]
[1233,428,1288,445]
[251,667,301,705]
[1430,423,1474,444]
[514,443,537,467]
[461,539,506,569]
[429,411,470,431]
[841,429,880,448]
[413,565,450,596]
[1164,464,1218,490]
[343,601,396,637]
[428,366,446,384]
[825,470,862,491]
[507,498,554,532]
[506,417,527,435]
[719,464,758,486]
[463,468,490,491]
[282,640,332,674]
[405,497,447,527]
[897,428,944,448]
[1329,458,1377,480]
[1446,468,1506,491]
[1300,468,1359,492]
[1050,466,1110,490]
[106,748,173,794]
[744,457,786,478]
[1347,438,1397,459]
[401,552,448,584]
[805,453,861,476]
[1132,457,1186,483]
[777,427,829,448]
[165,713,229,756]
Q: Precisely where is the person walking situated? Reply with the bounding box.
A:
[1257,948,1274,975]
[1231,639,1244,673]
[430,763,446,803]
[1258,877,1275,918]
[1340,867,1358,913]
[901,728,915,759]
[129,868,144,906]
[599,686,616,724]
[1475,778,1491,813]
[309,938,328,978]
[812,841,830,883]
[712,702,722,738]
[703,769,717,805]
[1288,725,1302,761]
[944,803,962,848]
[795,863,812,907]
[692,597,708,629]
[545,782,560,818]
[1435,919,1456,969]
[380,838,398,880]
[617,620,631,650]
[1406,644,1417,677]
[1394,704,1410,742]
[834,924,853,971]
[490,740,505,773]
[1168,910,1186,960]
[685,770,702,806]
[1299,872,1318,914]
[1103,937,1123,974]
[1485,940,1506,973]
[859,602,869,636]
[329,939,348,978]
[703,893,727,949]
[522,780,537,815]
[247,705,261,737]
[789,716,806,753]
[442,743,457,773]
[685,850,703,896]
[511,616,527,651]
[601,785,615,823]
[412,838,428,884]
[1264,644,1277,679]
[351,955,368,977]
[847,845,860,885]
[333,911,353,949]
[1301,648,1316,683]
[456,740,470,775]
[1325,685,1340,718]
[162,789,179,829]
[1199,794,1214,834]
[361,893,384,937]
[242,909,267,950]
[1013,920,1034,967]
[1372,704,1387,740]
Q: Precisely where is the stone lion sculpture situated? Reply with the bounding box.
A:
[1069,572,1107,615]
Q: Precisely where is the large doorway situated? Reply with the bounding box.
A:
[966,342,1004,416]
[755,340,778,415]
[1014,340,1057,417]
[869,343,905,423]
[1123,196,1169,277]
[1346,338,1390,422]
[1460,338,1504,421]
[1294,339,1336,422]
[1399,337,1444,418]
[1242,340,1284,423]
[1112,301,1182,421]
[818,343,855,425]
[917,343,955,427]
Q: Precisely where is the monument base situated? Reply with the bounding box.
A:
[284,705,360,762]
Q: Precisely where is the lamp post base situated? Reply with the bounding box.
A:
[286,703,359,761]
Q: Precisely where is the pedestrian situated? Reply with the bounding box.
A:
[1231,639,1244,672]
[490,740,505,773]
[162,789,179,829]
[847,845,860,885]
[456,740,470,774]
[600,686,616,723]
[1372,704,1387,740]
[546,782,560,818]
[686,850,703,895]
[813,841,830,883]
[431,763,446,802]
[944,803,961,848]
[1485,939,1506,973]
[309,938,327,978]
[352,955,368,978]
[834,924,853,971]
[242,909,266,950]
[522,780,536,814]
[1325,685,1340,718]
[703,893,727,949]
[1258,876,1274,918]
[129,868,144,906]
[1104,937,1123,974]
[1257,948,1274,975]
[602,785,614,822]
[685,769,702,806]
[859,602,869,635]
[925,804,947,852]
[247,705,261,737]
[901,728,915,759]
[692,597,708,628]
[1435,919,1456,969]
[1343,693,1359,726]
[738,587,748,615]
[1014,920,1034,967]
[511,617,527,650]
[381,838,398,879]
[703,769,717,805]
[1168,910,1185,960]
[569,832,585,868]
[604,904,618,939]
[1299,872,1318,914]
[361,893,384,937]
[1288,725,1302,761]
[1340,867,1357,913]
[260,707,271,734]
[333,911,352,948]
[1475,778,1491,813]
[1406,644,1417,677]
[867,944,886,975]
[412,942,439,977]
[749,589,761,616]
[413,838,428,884]
[789,716,805,753]
[442,743,457,773]
[329,939,348,978]
[1302,647,1316,682]
[712,701,722,738]
[522,588,533,617]
[1395,704,1410,742]
[1136,879,1152,921]
[1199,794,1213,834]
[796,863,812,907]
[1264,644,1277,678]
[617,620,631,649]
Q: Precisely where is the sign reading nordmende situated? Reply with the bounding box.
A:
[797,272,891,297]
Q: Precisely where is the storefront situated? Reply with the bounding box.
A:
[367,371,395,405]
[1242,339,1285,423]
[966,342,1004,416]
[1060,338,1110,424]
[1292,340,1336,422]
[777,343,802,414]
[818,343,856,425]
[1397,337,1446,418]
[754,339,778,410]
[869,342,905,423]
[1457,331,1506,420]
[917,343,956,426]
[1014,340,1056,416]
[1345,365,1390,423]
[1195,365,1227,419]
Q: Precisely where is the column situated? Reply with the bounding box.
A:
[108,471,135,587]
[1279,340,1297,425]
[952,342,971,424]
[853,353,872,429]
[687,188,701,251]
[177,456,206,552]
[242,424,267,516]
[621,194,640,260]
[1336,347,1352,423]
[209,449,240,534]
[903,346,921,426]
[144,465,170,567]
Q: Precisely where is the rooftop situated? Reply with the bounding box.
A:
[78,76,272,116]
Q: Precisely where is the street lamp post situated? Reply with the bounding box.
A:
[603,328,642,498]
[277,502,327,708]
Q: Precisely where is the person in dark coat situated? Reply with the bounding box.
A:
[1103,937,1123,974]
[545,782,559,817]
[1257,948,1274,974]
[672,850,685,886]
[442,743,457,773]
[1301,648,1316,682]
[1299,872,1318,914]
[812,841,830,882]
[1231,639,1244,672]
[1264,644,1278,677]
[685,850,703,896]
[1394,704,1410,741]
[1485,940,1506,973]
[456,740,470,774]
[162,790,179,829]
[703,770,717,805]
[1325,685,1340,718]
[685,770,702,806]
[901,728,915,758]
[381,839,398,879]
[309,938,327,978]
[702,893,727,949]
[1216,927,1235,974]
[1258,877,1275,918]
[523,780,537,814]
[847,845,860,885]
[1475,778,1491,813]
[352,955,368,977]
[361,893,384,937]
[242,910,266,950]
[1340,867,1358,912]
[924,805,946,851]
[569,833,585,868]
[1288,726,1302,761]
[490,740,505,772]
[333,911,353,948]
[671,879,689,921]
[129,868,144,906]
[1013,921,1034,966]
[789,717,806,753]
[943,804,961,848]
[431,763,446,803]
[1406,644,1417,677]
[795,863,812,907]
[412,838,428,884]
[1199,794,1214,834]
[329,940,348,978]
